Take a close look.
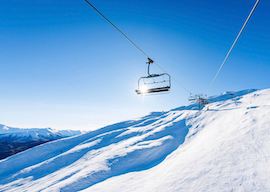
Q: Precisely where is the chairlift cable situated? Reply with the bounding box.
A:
[210,0,260,85]
[83,0,151,59]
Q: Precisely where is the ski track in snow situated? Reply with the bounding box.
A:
[0,89,270,192]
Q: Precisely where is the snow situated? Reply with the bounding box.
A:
[0,88,270,192]
[0,125,82,160]
[0,125,81,141]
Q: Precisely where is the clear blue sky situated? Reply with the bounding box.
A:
[0,0,269,130]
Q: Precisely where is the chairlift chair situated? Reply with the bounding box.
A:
[135,58,171,95]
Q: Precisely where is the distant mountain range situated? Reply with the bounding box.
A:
[0,124,81,160]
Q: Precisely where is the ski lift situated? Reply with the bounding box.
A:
[189,94,208,106]
[135,58,171,95]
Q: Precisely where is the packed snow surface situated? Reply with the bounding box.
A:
[0,89,269,192]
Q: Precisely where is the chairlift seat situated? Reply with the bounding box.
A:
[135,86,170,95]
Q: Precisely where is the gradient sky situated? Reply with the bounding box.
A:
[0,0,269,131]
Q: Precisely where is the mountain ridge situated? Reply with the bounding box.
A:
[0,125,81,160]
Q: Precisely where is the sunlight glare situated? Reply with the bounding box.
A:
[140,85,149,94]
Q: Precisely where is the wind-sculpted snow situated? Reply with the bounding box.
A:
[85,89,270,192]
[0,110,191,192]
[0,89,270,192]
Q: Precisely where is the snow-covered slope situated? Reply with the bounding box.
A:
[0,89,269,192]
[0,125,81,159]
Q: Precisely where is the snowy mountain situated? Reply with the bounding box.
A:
[0,125,81,160]
[0,88,269,192]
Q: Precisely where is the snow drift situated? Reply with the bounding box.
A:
[0,88,269,192]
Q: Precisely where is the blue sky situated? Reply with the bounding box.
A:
[0,0,269,130]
